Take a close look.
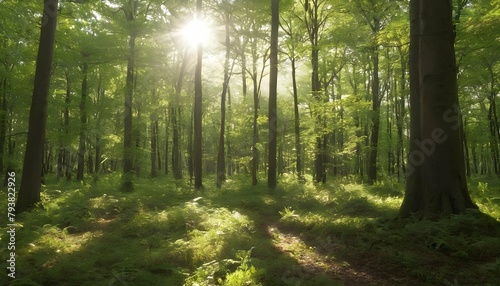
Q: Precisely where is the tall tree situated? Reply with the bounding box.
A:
[216,5,232,188]
[193,0,203,190]
[76,62,88,181]
[400,0,477,217]
[268,0,279,190]
[121,0,138,192]
[16,0,58,213]
[296,0,332,183]
[280,11,304,180]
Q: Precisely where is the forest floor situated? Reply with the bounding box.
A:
[1,174,500,285]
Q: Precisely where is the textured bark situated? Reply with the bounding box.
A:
[16,0,58,213]
[400,0,477,217]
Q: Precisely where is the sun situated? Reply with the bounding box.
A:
[181,18,211,48]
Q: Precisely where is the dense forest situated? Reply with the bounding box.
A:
[1,0,500,285]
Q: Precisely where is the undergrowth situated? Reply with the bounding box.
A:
[0,173,498,285]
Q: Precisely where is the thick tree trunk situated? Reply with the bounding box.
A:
[400,0,477,217]
[268,0,279,190]
[16,0,58,213]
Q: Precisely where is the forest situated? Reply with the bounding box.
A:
[1,0,500,285]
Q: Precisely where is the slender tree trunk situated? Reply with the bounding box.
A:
[240,39,247,99]
[268,0,279,190]
[165,110,169,175]
[121,1,137,192]
[396,46,407,180]
[188,111,194,185]
[77,62,88,181]
[94,76,103,176]
[156,119,161,171]
[193,0,203,190]
[291,58,303,180]
[216,11,231,188]
[63,70,71,180]
[172,51,187,180]
[400,0,477,217]
[367,19,381,184]
[251,42,259,186]
[487,66,500,174]
[150,119,157,177]
[16,0,58,213]
[227,86,233,176]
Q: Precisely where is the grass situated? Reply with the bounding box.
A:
[1,173,499,285]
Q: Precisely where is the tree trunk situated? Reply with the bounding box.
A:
[193,0,203,190]
[121,1,137,192]
[251,41,259,186]
[268,0,279,190]
[156,119,161,171]
[165,110,169,175]
[16,0,58,213]
[77,62,88,181]
[216,11,231,188]
[172,51,188,180]
[291,58,303,180]
[367,18,381,185]
[150,119,157,177]
[94,75,103,176]
[400,0,477,217]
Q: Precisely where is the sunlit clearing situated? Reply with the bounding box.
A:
[182,18,210,48]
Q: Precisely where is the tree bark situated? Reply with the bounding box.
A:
[400,0,477,217]
[16,0,58,213]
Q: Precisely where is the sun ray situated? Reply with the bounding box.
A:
[181,18,210,48]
